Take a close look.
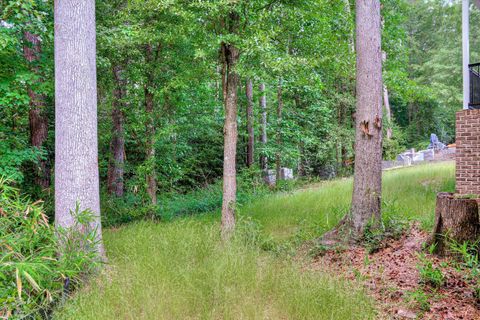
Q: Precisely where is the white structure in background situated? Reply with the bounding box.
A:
[463,0,470,109]
[264,168,294,185]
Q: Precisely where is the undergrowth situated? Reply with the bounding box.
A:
[101,167,311,226]
[55,162,455,319]
[54,219,375,320]
[0,178,101,319]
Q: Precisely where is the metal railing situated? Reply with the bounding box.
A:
[469,63,480,108]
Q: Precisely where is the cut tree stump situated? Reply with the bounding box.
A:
[430,192,480,256]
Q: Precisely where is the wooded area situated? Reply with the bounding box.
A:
[2,0,480,319]
[3,0,475,213]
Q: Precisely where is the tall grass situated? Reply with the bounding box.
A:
[54,162,455,319]
[55,221,374,319]
[242,162,455,242]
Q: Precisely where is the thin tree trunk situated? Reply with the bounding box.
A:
[107,64,126,197]
[275,79,283,182]
[294,95,306,177]
[220,46,228,105]
[23,31,50,189]
[382,52,392,140]
[220,12,240,237]
[144,45,157,205]
[349,0,383,235]
[343,0,355,53]
[54,0,104,256]
[383,84,392,140]
[259,83,268,172]
[246,79,254,167]
[337,83,349,168]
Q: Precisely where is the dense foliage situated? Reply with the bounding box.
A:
[1,0,477,317]
[0,0,477,234]
[0,178,100,318]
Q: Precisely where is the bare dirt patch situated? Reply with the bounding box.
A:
[309,225,480,319]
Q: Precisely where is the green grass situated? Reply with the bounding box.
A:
[54,162,455,320]
[242,161,455,242]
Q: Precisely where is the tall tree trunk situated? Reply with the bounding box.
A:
[54,0,104,256]
[144,45,157,205]
[259,83,268,172]
[246,79,254,167]
[220,12,240,237]
[275,79,283,182]
[349,0,383,235]
[107,64,126,197]
[23,31,50,189]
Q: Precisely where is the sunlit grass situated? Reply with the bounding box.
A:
[54,162,454,319]
[55,221,374,319]
[242,161,455,241]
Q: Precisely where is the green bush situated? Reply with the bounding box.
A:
[0,177,100,319]
[99,166,306,225]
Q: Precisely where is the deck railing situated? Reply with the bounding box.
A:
[469,63,480,108]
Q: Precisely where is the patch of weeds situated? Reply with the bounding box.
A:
[406,288,431,312]
[417,250,444,288]
[363,226,384,254]
[363,253,371,267]
[352,268,368,282]
[362,215,407,254]
[449,240,480,277]
[449,240,480,301]
[472,286,480,302]
[261,237,297,257]
[307,242,329,258]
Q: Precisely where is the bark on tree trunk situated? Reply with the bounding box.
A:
[349,0,383,236]
[220,27,240,238]
[107,64,126,197]
[144,45,157,205]
[430,193,480,256]
[23,31,50,189]
[276,79,283,182]
[54,0,104,257]
[246,79,254,167]
[259,83,268,172]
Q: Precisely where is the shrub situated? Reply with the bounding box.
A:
[0,177,99,319]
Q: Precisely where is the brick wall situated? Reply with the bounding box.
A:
[456,109,480,195]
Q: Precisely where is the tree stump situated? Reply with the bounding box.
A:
[430,192,480,256]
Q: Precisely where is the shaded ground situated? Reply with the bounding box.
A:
[309,224,480,319]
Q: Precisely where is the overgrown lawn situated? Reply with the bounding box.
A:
[54,162,454,319]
